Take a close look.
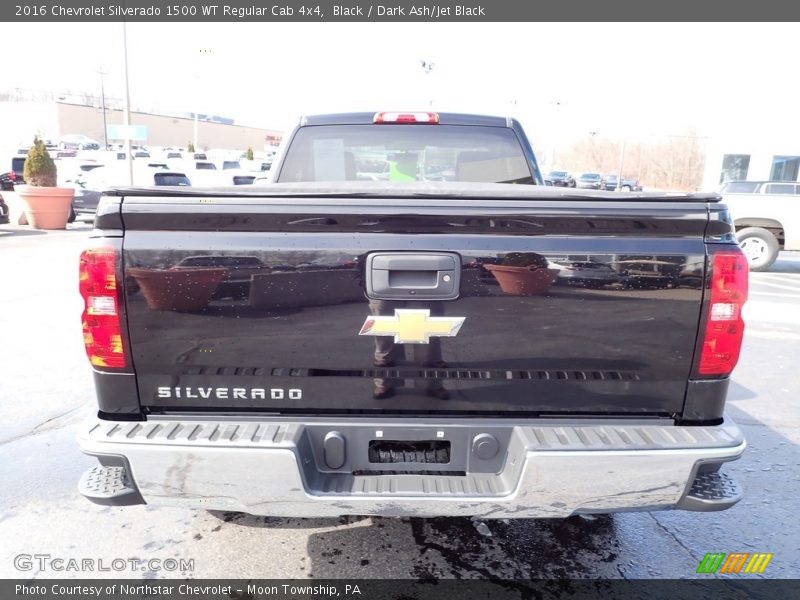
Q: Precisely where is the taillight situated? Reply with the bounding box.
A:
[79,247,127,369]
[696,250,748,377]
[373,112,439,124]
[9,171,16,181]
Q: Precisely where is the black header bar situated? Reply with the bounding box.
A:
[2,0,798,22]
[3,578,797,600]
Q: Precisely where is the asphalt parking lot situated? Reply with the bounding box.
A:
[0,223,797,580]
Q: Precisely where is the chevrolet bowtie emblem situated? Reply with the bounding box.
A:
[359,309,465,344]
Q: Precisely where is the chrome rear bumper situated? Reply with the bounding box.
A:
[78,416,745,518]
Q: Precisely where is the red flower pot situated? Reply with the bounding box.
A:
[16,185,74,229]
[484,264,558,296]
[128,267,227,311]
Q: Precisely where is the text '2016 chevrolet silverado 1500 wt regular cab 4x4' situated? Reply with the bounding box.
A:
[77,112,748,518]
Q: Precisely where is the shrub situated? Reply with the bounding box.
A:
[501,252,549,269]
[187,141,195,153]
[245,147,254,161]
[23,137,57,187]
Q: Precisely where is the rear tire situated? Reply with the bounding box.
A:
[68,207,76,223]
[736,227,779,271]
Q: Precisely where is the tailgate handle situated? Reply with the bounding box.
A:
[366,252,461,301]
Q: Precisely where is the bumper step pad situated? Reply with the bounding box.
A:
[78,465,145,507]
[680,470,743,512]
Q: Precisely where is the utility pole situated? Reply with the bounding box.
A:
[549,100,563,168]
[617,139,627,191]
[421,60,435,107]
[193,109,198,152]
[97,68,108,149]
[121,22,133,185]
[195,48,212,151]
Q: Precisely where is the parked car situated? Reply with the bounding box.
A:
[546,170,576,187]
[55,158,105,188]
[85,150,120,163]
[176,255,268,299]
[623,177,643,192]
[66,180,103,219]
[604,175,643,192]
[554,260,625,288]
[215,170,258,185]
[0,193,9,224]
[0,156,27,191]
[576,172,604,189]
[719,180,800,195]
[220,160,241,170]
[169,161,219,185]
[77,165,192,205]
[58,134,101,150]
[68,166,192,221]
[721,180,800,270]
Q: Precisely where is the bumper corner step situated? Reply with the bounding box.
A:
[78,465,145,507]
[679,471,743,512]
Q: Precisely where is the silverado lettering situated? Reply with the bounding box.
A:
[157,387,302,400]
[77,111,748,519]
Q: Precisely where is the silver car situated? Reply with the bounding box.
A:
[576,172,604,189]
[58,134,101,150]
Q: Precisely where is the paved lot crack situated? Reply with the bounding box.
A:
[648,512,698,563]
[0,405,84,446]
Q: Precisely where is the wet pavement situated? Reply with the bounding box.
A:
[0,224,797,579]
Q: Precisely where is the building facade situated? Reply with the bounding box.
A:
[0,101,282,157]
[702,128,800,191]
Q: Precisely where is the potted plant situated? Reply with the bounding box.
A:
[127,266,227,312]
[16,137,74,229]
[484,252,559,296]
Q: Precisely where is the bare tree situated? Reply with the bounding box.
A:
[555,132,706,191]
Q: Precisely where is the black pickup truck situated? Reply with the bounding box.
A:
[77,112,748,519]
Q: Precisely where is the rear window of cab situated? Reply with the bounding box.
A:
[277,124,534,185]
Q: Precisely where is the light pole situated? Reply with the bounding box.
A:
[616,138,627,192]
[193,106,198,152]
[420,60,435,107]
[194,48,212,152]
[121,22,133,185]
[97,68,108,149]
[548,100,564,168]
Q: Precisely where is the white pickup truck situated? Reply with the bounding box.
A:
[720,180,800,270]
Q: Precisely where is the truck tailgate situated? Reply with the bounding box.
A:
[119,193,713,417]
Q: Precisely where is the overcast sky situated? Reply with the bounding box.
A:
[0,22,796,147]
